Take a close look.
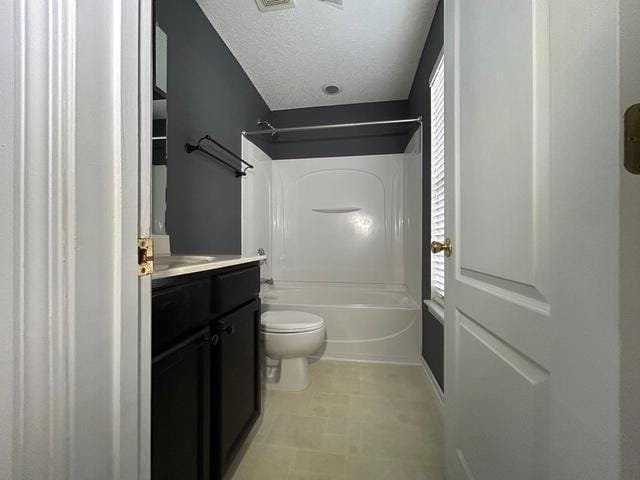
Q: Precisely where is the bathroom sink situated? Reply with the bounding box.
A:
[154,255,217,271]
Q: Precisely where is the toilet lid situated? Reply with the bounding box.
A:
[261,311,325,333]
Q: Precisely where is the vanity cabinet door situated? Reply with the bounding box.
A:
[213,299,261,478]
[152,328,211,480]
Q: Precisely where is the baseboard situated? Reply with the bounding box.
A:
[311,353,421,366]
[420,357,445,409]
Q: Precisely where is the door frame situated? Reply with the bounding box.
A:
[139,0,154,477]
[619,0,640,476]
[2,0,152,478]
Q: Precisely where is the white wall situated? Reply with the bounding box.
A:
[404,129,423,300]
[242,137,273,279]
[272,154,406,284]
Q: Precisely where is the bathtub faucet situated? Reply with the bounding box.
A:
[261,278,274,286]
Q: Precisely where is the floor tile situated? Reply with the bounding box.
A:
[309,392,350,418]
[326,412,349,435]
[356,420,432,462]
[264,414,326,450]
[291,450,347,477]
[232,444,296,480]
[321,433,347,455]
[266,389,314,416]
[397,459,445,480]
[234,360,443,480]
[345,456,397,480]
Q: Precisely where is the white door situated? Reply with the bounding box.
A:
[442,1,639,479]
[2,0,152,478]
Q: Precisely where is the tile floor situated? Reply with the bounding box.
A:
[232,361,443,480]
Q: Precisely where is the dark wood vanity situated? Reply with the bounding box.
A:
[151,262,261,480]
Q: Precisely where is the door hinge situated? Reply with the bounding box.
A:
[138,237,154,276]
[624,103,640,174]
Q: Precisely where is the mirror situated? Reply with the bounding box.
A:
[152,21,168,237]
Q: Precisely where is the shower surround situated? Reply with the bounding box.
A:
[242,132,422,364]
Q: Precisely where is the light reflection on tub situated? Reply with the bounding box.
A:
[261,283,421,364]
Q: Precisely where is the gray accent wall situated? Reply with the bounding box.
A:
[156,0,270,254]
[408,0,444,390]
[267,101,413,159]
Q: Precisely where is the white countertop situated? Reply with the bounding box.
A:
[151,254,266,280]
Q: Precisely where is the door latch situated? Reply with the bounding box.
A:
[138,237,154,276]
[431,238,453,258]
[624,104,640,174]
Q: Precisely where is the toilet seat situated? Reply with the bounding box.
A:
[261,311,325,334]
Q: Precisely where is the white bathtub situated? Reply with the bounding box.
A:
[260,283,421,365]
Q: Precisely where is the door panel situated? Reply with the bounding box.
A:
[457,312,549,480]
[456,280,550,368]
[458,0,549,292]
[444,0,551,479]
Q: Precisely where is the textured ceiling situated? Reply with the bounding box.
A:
[197,0,438,111]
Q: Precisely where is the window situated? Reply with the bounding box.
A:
[430,54,445,306]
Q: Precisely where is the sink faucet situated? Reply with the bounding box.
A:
[261,278,274,286]
[257,248,268,266]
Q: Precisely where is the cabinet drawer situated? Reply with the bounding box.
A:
[211,265,259,314]
[153,278,211,357]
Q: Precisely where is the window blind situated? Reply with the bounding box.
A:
[430,55,445,304]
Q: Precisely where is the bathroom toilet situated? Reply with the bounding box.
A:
[261,311,326,391]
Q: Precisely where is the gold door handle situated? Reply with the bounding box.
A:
[431,239,452,257]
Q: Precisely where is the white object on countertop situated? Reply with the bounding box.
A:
[152,234,171,256]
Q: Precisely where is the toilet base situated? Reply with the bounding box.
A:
[265,357,311,391]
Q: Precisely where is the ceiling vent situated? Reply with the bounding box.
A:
[255,0,296,12]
